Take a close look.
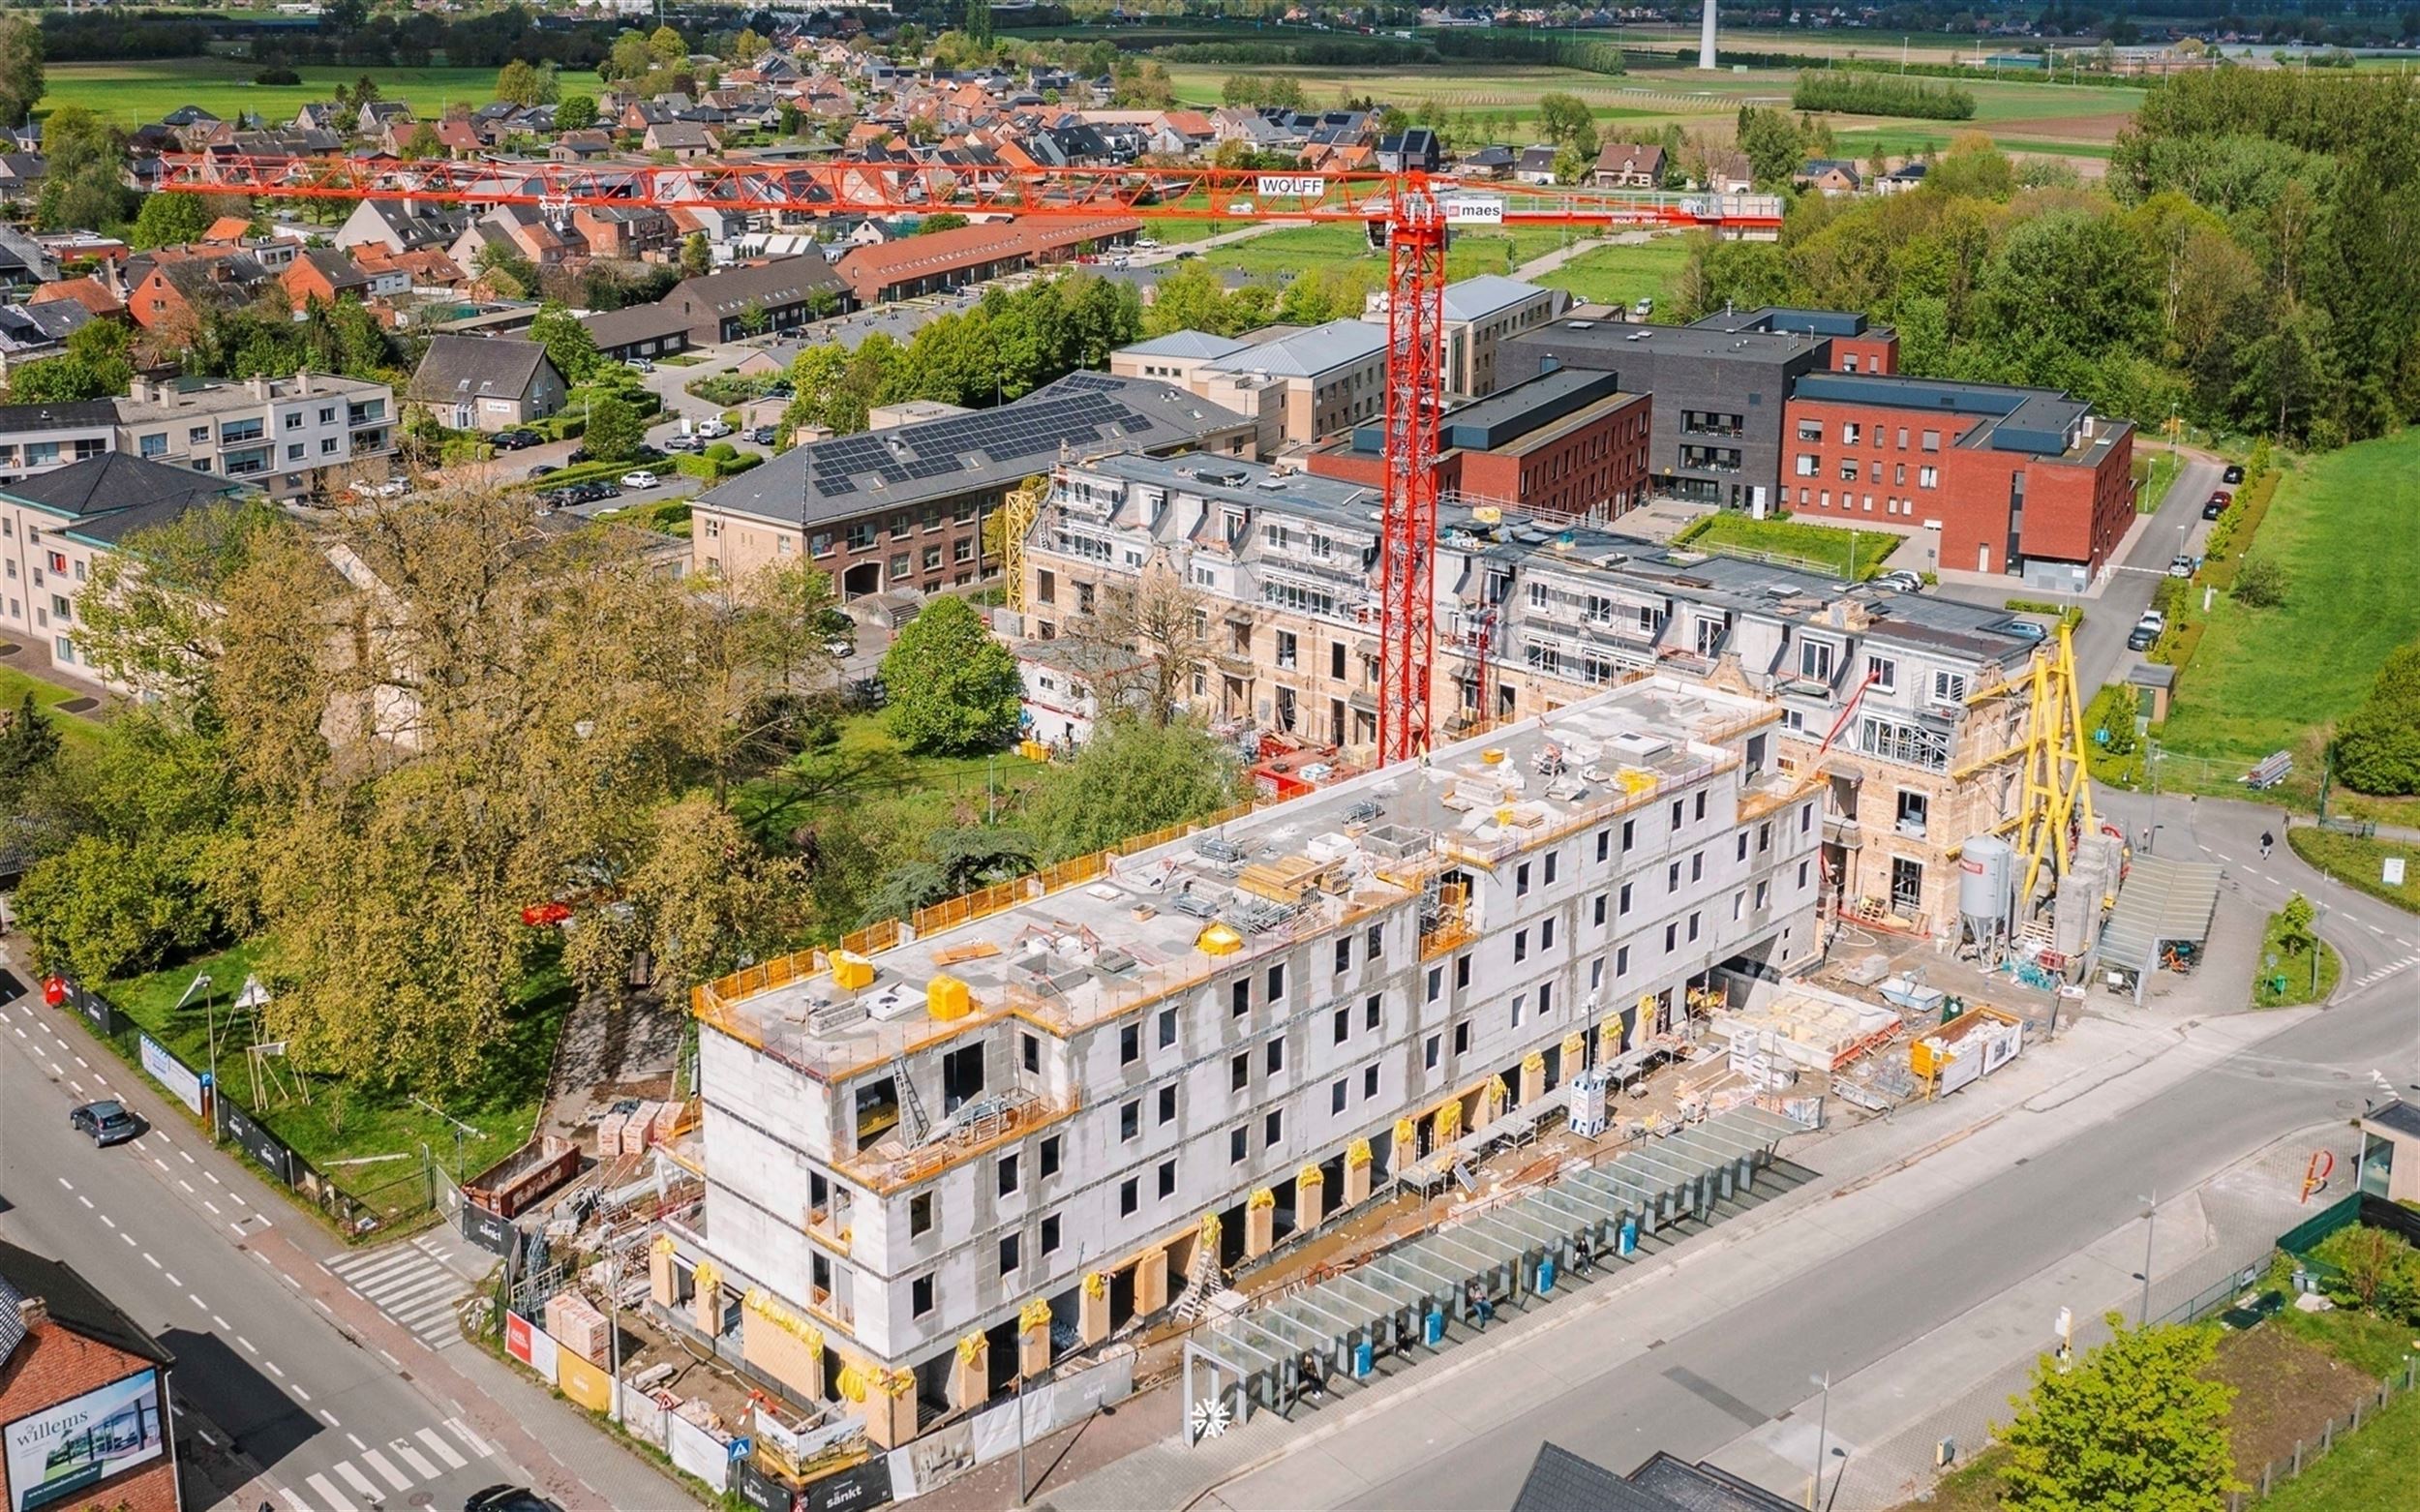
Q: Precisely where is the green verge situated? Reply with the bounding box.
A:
[2286,829,2420,915]
[1532,238,1694,311]
[2260,1384,2420,1512]
[730,711,1045,849]
[2250,911,2342,1008]
[0,663,105,752]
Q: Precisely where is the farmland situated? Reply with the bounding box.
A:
[38,60,508,129]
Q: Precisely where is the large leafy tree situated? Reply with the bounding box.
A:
[130,191,217,252]
[1023,716,1243,862]
[0,14,43,128]
[2332,641,2420,795]
[880,595,1021,756]
[1999,1315,2237,1512]
[4,319,135,406]
[528,300,603,384]
[34,106,132,232]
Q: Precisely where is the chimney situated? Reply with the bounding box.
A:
[16,1294,46,1330]
[249,374,270,402]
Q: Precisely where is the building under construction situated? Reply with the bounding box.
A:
[656,677,1824,1448]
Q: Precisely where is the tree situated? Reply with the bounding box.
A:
[731,27,770,65]
[1024,716,1243,862]
[0,693,60,807]
[404,121,444,159]
[1074,571,1207,726]
[0,14,43,128]
[604,31,655,83]
[2277,892,2318,956]
[33,106,132,232]
[496,58,545,108]
[528,301,603,384]
[649,23,687,67]
[1925,131,2016,200]
[75,495,286,704]
[881,596,1020,755]
[2000,1315,2237,1512]
[582,391,647,463]
[680,230,711,279]
[2332,641,2420,796]
[1535,92,1597,157]
[672,560,839,808]
[5,318,135,406]
[962,0,994,50]
[915,212,971,236]
[1733,106,1806,192]
[130,191,216,251]
[556,93,597,132]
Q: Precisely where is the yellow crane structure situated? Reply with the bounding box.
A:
[1999,620,2097,907]
[1000,475,1045,614]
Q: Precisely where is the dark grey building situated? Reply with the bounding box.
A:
[1503,317,1828,512]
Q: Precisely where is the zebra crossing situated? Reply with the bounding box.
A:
[276,1418,497,1512]
[2349,953,2418,993]
[326,1233,474,1350]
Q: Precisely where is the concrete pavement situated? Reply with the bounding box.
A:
[0,965,699,1512]
[1035,786,2415,1512]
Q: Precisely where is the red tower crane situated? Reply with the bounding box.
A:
[157,154,1781,762]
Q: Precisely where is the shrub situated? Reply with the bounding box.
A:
[255,66,302,85]
[2332,642,2420,796]
[2231,556,2287,608]
[1791,69,1977,120]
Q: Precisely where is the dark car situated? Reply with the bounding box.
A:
[489,430,541,451]
[2223,464,2246,484]
[2126,622,2160,651]
[526,463,560,480]
[464,1488,563,1512]
[70,1100,140,1147]
[577,481,622,502]
[749,426,779,445]
[2202,498,2225,521]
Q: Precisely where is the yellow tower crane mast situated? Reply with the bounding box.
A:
[1000,474,1045,614]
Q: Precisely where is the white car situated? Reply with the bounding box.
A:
[620,470,660,490]
[377,479,408,498]
[694,418,732,439]
[1133,236,1161,250]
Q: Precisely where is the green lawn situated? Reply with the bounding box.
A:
[731,711,1045,850]
[0,663,105,751]
[1677,512,1902,580]
[39,60,508,130]
[2287,830,2420,915]
[1191,222,1577,286]
[2158,431,2420,783]
[102,940,567,1215]
[2134,448,2182,515]
[1533,237,1694,311]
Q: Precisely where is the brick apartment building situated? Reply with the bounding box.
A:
[1,1241,182,1512]
[1303,367,1653,524]
[1780,373,2135,589]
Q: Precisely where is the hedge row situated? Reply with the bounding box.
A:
[1792,70,1978,120]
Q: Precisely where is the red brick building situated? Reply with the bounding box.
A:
[1780,373,2134,587]
[1305,367,1653,523]
[834,218,1140,305]
[0,1241,181,1512]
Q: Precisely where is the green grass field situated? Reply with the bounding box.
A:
[100,939,568,1215]
[0,663,105,752]
[2286,830,2420,914]
[39,60,510,129]
[1677,512,1901,579]
[1187,222,1579,283]
[2158,432,2420,781]
[1532,237,1694,310]
[2251,908,2342,1006]
[732,711,1045,850]
[2260,1383,2420,1512]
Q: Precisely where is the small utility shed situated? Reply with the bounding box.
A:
[2096,852,2221,1004]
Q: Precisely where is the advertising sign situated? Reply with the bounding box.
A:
[1255,174,1328,199]
[1444,197,1505,225]
[461,1202,514,1255]
[5,1371,166,1512]
[215,1100,293,1187]
[138,1035,204,1116]
[801,1456,893,1512]
[504,1312,533,1366]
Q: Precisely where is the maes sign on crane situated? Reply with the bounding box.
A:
[156,154,1784,761]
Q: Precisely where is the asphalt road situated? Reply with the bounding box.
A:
[0,993,523,1512]
[1300,792,2417,1512]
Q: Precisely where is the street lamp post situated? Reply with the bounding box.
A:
[2312,901,2327,996]
[1807,1370,1831,1512]
[2138,1189,2158,1326]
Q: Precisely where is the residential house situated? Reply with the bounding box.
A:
[281,247,378,311]
[1878,162,1928,195]
[449,204,587,271]
[0,401,118,488]
[357,101,412,137]
[1514,145,1560,185]
[1376,128,1441,174]
[125,257,276,342]
[293,102,347,132]
[572,204,679,262]
[1588,141,1666,188]
[1455,144,1517,179]
[115,371,398,501]
[0,1238,184,1512]
[579,302,696,364]
[835,218,1137,306]
[647,255,854,346]
[1017,638,1151,747]
[1796,160,1862,196]
[406,336,568,432]
[646,121,722,159]
[0,302,97,382]
[550,130,618,162]
[0,152,42,208]
[334,198,472,256]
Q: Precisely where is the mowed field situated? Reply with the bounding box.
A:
[2157,430,2420,780]
[1164,58,2141,161]
[38,60,511,128]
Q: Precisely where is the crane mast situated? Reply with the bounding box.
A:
[156,154,1781,760]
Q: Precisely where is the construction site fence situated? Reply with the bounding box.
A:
[2224,1355,2419,1510]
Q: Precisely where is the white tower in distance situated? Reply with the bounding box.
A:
[1699,0,1717,69]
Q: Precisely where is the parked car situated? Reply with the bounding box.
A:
[70,1100,141,1147]
[1873,569,1923,593]
[661,433,701,452]
[2167,555,2196,579]
[527,463,560,480]
[489,429,541,451]
[694,418,732,439]
[2223,463,2246,484]
[2126,621,2160,651]
[624,357,655,374]
[377,479,408,498]
[1134,235,1161,250]
[620,469,660,490]
[575,481,621,503]
[2202,497,2225,521]
[1633,297,1654,319]
[748,425,779,445]
[464,1488,562,1512]
[2003,620,2048,645]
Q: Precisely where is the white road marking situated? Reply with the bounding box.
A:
[152,1157,169,1171]
[165,1271,180,1286]
[98,1215,113,1228]
[345,1433,366,1452]
[177,1179,195,1193]
[361,1447,411,1491]
[120,1232,136,1247]
[416,1427,469,1470]
[266,1360,285,1378]
[67,1078,81,1093]
[391,1439,439,1479]
[73,1054,86,1068]
[313,1298,335,1315]
[187,1292,205,1309]
[76,1195,92,1209]
[318,1409,341,1429]
[143,1254,160,1268]
[205,1169,222,1184]
[378,1347,401,1369]
[229,1223,247,1236]
[446,1418,495,1457]
[179,1149,196,1164]
[10,1026,22,1038]
[45,1061,59,1075]
[334,1461,378,1497]
[306,1470,356,1512]
[278,1488,314,1512]
[238,1335,257,1353]
[294,1385,311,1402]
[211,1315,227,1330]
[55,1177,70,1190]
[204,1199,221,1215]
